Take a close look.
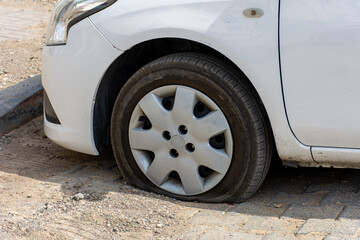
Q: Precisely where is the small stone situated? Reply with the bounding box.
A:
[45,204,53,210]
[273,204,282,208]
[156,223,163,228]
[72,193,85,201]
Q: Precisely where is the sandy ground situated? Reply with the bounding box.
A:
[1,118,360,239]
[0,118,190,239]
[0,0,55,90]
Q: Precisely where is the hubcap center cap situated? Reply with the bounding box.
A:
[171,135,185,149]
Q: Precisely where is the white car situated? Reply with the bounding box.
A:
[42,0,360,202]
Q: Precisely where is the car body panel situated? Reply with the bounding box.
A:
[312,147,360,167]
[42,18,121,155]
[280,0,360,149]
[44,0,360,167]
[89,0,313,162]
[42,0,360,167]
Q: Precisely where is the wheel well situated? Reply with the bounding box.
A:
[93,38,269,152]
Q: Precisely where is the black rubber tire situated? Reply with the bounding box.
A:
[111,53,273,203]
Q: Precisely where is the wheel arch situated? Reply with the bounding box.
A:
[93,37,273,153]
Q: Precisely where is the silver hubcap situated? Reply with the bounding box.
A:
[128,85,233,195]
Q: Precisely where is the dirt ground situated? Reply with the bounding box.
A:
[0,118,191,239]
[1,118,360,240]
[0,0,55,90]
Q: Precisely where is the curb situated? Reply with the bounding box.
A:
[0,74,43,136]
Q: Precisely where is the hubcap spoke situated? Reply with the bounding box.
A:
[129,128,164,151]
[192,111,228,141]
[177,158,204,194]
[138,93,170,129]
[146,153,174,186]
[193,144,231,175]
[171,87,197,124]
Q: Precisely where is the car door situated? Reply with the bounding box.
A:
[280,0,360,149]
